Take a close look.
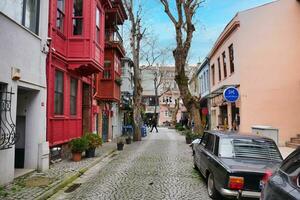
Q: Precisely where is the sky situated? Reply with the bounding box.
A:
[131,0,275,65]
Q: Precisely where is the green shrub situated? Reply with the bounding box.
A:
[69,137,88,153]
[184,130,200,140]
[84,133,102,149]
[175,124,185,131]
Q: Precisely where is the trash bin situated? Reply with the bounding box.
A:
[141,125,147,137]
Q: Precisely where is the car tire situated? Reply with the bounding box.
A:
[207,172,220,199]
[193,155,198,170]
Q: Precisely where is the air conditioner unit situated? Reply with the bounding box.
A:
[11,67,21,81]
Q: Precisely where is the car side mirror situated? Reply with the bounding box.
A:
[297,175,300,188]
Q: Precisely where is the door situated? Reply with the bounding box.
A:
[199,133,215,178]
[15,116,25,168]
[102,111,108,142]
[82,83,91,134]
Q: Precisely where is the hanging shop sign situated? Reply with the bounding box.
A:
[223,87,239,103]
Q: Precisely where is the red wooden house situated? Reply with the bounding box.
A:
[95,0,127,142]
[47,0,110,147]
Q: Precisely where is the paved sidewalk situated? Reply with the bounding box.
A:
[0,142,117,200]
[279,146,295,159]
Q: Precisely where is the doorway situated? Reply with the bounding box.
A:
[102,111,108,142]
[219,105,228,129]
[15,116,25,168]
[82,83,91,134]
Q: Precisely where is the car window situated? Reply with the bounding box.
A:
[281,149,300,174]
[218,138,282,161]
[201,133,209,147]
[205,134,215,152]
[219,138,234,157]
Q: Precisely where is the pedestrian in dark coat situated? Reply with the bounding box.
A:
[150,117,158,133]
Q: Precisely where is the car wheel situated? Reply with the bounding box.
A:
[193,155,198,170]
[207,172,219,199]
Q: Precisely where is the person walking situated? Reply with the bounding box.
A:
[150,117,158,133]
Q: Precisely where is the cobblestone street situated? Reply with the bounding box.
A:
[51,128,210,200]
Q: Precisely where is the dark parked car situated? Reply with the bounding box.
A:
[261,147,300,200]
[192,131,283,199]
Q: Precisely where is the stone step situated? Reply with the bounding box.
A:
[286,142,300,149]
[291,138,300,143]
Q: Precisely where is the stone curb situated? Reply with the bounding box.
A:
[36,148,117,200]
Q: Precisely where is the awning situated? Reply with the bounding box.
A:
[207,84,240,99]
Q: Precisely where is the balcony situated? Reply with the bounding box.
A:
[105,29,125,56]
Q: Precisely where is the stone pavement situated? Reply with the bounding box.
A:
[51,128,210,200]
[0,142,117,200]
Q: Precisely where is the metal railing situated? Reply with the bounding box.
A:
[105,30,123,44]
[0,86,17,150]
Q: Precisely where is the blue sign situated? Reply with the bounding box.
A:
[223,87,239,102]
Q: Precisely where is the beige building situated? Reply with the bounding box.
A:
[208,0,300,146]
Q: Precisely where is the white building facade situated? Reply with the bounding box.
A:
[0,0,49,185]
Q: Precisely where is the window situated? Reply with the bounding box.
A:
[0,0,40,34]
[164,110,168,117]
[219,138,282,161]
[205,134,215,152]
[229,44,235,74]
[54,71,64,115]
[201,133,209,147]
[222,51,227,78]
[211,64,215,86]
[218,57,221,81]
[96,7,101,43]
[72,0,83,35]
[281,150,300,174]
[56,0,65,32]
[70,78,78,115]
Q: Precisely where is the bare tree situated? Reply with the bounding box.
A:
[123,0,146,141]
[160,0,204,135]
[141,37,170,118]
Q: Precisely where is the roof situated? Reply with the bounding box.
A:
[205,131,274,141]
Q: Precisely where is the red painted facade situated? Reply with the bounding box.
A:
[47,0,108,146]
[95,0,127,102]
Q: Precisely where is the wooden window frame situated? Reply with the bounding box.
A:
[229,44,235,74]
[222,51,227,78]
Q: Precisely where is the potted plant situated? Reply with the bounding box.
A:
[69,137,88,161]
[84,133,102,158]
[184,130,195,144]
[115,78,122,86]
[125,135,132,144]
[117,137,125,151]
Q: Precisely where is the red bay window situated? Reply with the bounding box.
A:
[72,0,83,35]
[56,0,65,32]
[96,7,101,43]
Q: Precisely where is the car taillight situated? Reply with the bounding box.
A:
[262,170,273,184]
[229,176,244,190]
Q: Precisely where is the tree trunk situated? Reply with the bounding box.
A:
[132,61,142,141]
[175,64,203,135]
[171,98,179,126]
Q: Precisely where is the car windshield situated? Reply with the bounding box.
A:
[219,138,282,161]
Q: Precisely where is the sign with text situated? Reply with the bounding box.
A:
[223,87,239,103]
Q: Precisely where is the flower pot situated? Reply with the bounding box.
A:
[72,152,82,162]
[117,143,124,151]
[185,137,192,144]
[85,148,96,158]
[126,138,132,144]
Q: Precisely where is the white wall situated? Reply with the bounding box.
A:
[0,0,49,185]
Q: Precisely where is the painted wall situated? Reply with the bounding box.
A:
[237,0,300,145]
[0,0,49,185]
[208,0,300,145]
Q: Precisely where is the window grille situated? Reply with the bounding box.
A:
[0,85,17,150]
